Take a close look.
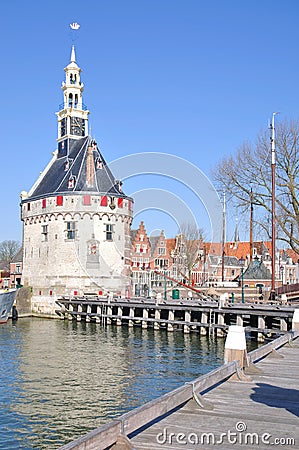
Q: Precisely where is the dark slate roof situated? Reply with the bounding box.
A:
[131,229,138,242]
[11,248,23,263]
[27,136,127,200]
[242,259,271,280]
[149,236,160,254]
[209,255,243,267]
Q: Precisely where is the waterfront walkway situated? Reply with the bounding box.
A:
[60,331,299,450]
[131,337,299,449]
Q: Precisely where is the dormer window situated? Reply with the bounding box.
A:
[96,158,102,169]
[68,176,76,189]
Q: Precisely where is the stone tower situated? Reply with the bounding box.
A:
[20,46,133,315]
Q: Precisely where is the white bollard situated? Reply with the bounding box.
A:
[219,293,228,309]
[292,309,299,331]
[224,325,247,369]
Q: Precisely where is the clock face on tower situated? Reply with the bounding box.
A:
[70,116,85,136]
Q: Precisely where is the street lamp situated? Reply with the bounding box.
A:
[163,262,168,301]
[147,265,151,298]
[239,257,245,304]
[280,265,284,286]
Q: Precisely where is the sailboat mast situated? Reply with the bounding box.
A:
[270,112,278,299]
[249,187,253,262]
[221,191,226,282]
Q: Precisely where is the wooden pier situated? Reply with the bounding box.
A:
[60,330,299,450]
[56,296,296,341]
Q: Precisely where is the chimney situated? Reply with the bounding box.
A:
[86,144,95,188]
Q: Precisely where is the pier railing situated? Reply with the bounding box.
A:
[59,329,299,450]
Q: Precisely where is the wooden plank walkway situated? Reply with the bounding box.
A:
[60,332,299,450]
[130,340,299,449]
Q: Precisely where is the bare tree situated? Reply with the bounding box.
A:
[174,223,204,282]
[214,119,299,253]
[0,240,21,264]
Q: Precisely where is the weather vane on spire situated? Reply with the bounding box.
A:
[69,22,81,42]
[70,22,80,30]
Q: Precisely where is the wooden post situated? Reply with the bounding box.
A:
[128,307,134,327]
[96,305,101,323]
[107,305,112,325]
[68,303,73,320]
[236,315,243,326]
[168,310,174,331]
[86,304,91,322]
[258,316,265,343]
[117,306,122,326]
[292,309,299,331]
[142,308,148,329]
[154,309,160,330]
[280,318,288,332]
[217,313,225,337]
[224,325,248,369]
[200,311,208,335]
[77,304,82,321]
[184,310,191,334]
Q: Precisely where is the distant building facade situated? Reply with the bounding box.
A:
[21,46,133,314]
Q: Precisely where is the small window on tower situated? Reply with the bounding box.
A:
[42,225,48,242]
[66,222,76,240]
[68,176,76,189]
[96,158,103,169]
[105,224,113,241]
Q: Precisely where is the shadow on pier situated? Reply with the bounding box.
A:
[251,383,299,417]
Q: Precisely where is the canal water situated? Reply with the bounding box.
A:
[1,318,237,449]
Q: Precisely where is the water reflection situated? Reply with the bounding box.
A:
[1,319,228,449]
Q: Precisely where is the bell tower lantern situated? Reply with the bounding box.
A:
[56,45,90,155]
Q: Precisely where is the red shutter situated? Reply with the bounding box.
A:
[101,196,107,206]
[83,195,91,205]
[42,199,46,208]
[118,198,123,208]
[56,196,63,206]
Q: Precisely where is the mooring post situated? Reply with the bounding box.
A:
[77,304,82,321]
[184,310,191,334]
[154,309,160,330]
[292,309,299,331]
[224,325,249,381]
[128,307,134,327]
[200,311,208,335]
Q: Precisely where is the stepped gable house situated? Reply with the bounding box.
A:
[21,46,133,315]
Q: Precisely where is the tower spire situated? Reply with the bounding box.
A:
[56,46,90,151]
[71,45,76,63]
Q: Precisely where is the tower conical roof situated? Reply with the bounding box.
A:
[27,136,126,199]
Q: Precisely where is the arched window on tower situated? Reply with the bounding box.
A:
[68,93,73,108]
[74,94,78,108]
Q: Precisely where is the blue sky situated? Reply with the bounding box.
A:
[1,0,299,243]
